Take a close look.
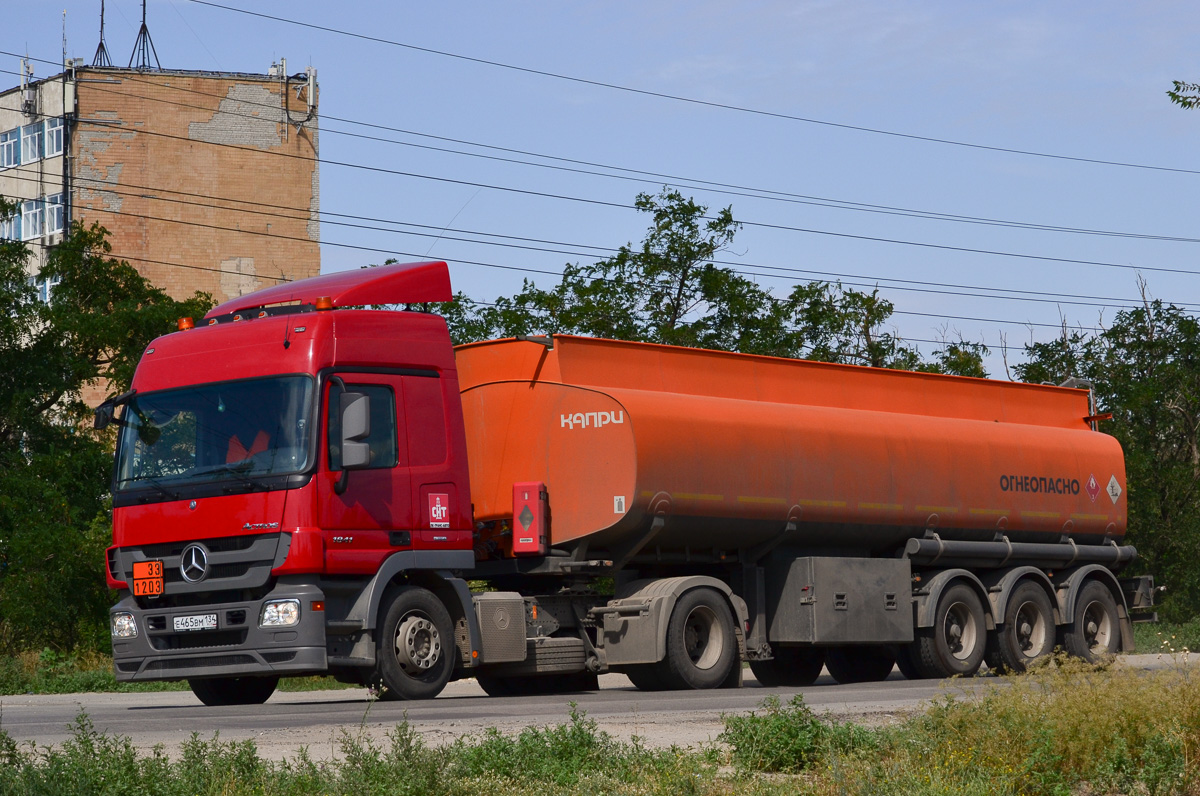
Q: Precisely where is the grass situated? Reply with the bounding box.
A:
[0,705,722,796]
[5,657,1200,794]
[0,649,355,697]
[1135,616,1200,656]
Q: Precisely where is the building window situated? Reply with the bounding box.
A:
[0,211,19,241]
[46,194,64,234]
[36,274,61,303]
[20,123,42,164]
[21,198,42,240]
[0,129,18,169]
[44,117,63,157]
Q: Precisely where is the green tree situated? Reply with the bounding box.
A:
[1168,80,1200,109]
[1018,298,1200,620]
[0,210,212,652]
[433,189,988,376]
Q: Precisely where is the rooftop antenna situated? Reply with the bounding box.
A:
[92,0,112,67]
[128,0,161,71]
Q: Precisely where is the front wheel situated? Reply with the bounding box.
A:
[1062,580,1121,664]
[373,585,455,700]
[656,588,738,690]
[188,676,278,706]
[914,582,986,678]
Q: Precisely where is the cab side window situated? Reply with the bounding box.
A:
[327,383,398,470]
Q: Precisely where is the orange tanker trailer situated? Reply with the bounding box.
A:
[458,335,1126,553]
[457,334,1149,689]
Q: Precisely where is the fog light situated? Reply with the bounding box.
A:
[260,599,300,628]
[111,612,138,638]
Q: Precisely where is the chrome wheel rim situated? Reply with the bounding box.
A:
[395,614,441,671]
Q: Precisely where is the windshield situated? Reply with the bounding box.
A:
[115,375,314,492]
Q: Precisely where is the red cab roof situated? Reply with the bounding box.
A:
[204,260,452,319]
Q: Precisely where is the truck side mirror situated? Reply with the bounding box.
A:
[339,392,371,470]
[93,404,113,430]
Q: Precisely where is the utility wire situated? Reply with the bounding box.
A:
[7,168,1163,307]
[21,237,291,283]
[182,0,1200,177]
[20,197,1160,321]
[4,168,1186,313]
[59,111,1199,280]
[4,56,1196,247]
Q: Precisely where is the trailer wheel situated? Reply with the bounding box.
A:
[1062,580,1121,663]
[373,586,454,700]
[188,676,278,706]
[825,646,895,684]
[658,588,737,690]
[915,583,986,678]
[748,647,825,687]
[986,582,1056,673]
[477,671,598,697]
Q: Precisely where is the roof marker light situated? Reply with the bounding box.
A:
[177,317,194,331]
[208,318,218,326]
[315,296,333,311]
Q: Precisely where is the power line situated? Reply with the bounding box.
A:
[5,56,1197,247]
[4,167,1187,314]
[40,202,1164,327]
[21,237,290,283]
[182,0,1200,178]
[58,110,1199,281]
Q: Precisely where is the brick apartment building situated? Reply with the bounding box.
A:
[0,58,320,303]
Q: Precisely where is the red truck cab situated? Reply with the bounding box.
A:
[104,262,478,701]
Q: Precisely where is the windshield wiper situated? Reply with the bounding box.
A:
[188,460,265,492]
[116,474,181,502]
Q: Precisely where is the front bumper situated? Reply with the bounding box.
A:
[111,580,327,681]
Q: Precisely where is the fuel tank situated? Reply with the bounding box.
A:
[455,336,1126,558]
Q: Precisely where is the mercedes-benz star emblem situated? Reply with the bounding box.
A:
[180,544,209,583]
[189,500,197,510]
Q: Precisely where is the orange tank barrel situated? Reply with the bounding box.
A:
[456,336,1126,558]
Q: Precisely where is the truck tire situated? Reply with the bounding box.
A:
[986,582,1056,673]
[748,647,825,687]
[1062,580,1121,663]
[892,644,927,680]
[623,664,669,691]
[188,676,278,706]
[476,671,598,697]
[657,588,738,690]
[825,646,895,684]
[915,583,986,678]
[373,585,455,700]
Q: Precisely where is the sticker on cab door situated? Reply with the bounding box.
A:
[428,493,450,529]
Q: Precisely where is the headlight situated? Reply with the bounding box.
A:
[111,612,138,638]
[260,599,300,628]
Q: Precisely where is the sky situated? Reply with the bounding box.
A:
[4,0,1199,375]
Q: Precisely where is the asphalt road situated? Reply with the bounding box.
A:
[0,654,1181,760]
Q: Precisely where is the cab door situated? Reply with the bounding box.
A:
[318,373,413,573]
